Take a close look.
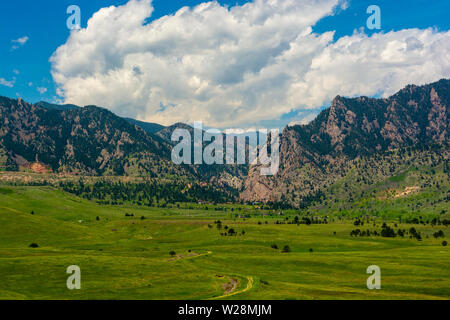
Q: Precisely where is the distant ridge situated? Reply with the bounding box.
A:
[36,101,166,135]
[35,101,79,111]
[124,118,165,135]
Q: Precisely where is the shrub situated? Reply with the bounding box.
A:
[433,230,445,238]
[271,244,278,250]
[169,251,176,257]
[442,241,448,247]
[282,245,291,253]
[29,243,39,248]
[381,224,396,238]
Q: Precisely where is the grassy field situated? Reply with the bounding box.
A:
[0,185,449,300]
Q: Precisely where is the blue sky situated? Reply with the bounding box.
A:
[0,0,449,128]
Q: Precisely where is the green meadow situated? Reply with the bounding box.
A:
[0,186,449,300]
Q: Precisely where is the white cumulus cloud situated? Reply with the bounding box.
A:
[51,0,450,129]
[11,36,29,50]
[0,77,15,88]
[37,87,48,94]
[289,28,450,108]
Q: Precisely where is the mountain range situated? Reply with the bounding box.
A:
[0,79,448,207]
[242,79,449,204]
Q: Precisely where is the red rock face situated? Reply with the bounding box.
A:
[30,162,51,173]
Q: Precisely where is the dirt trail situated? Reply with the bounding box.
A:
[212,276,254,300]
[223,278,238,295]
[0,207,24,214]
[166,250,253,298]
[169,251,212,261]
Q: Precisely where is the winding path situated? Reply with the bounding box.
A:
[167,250,254,299]
[212,276,254,300]
[169,251,212,261]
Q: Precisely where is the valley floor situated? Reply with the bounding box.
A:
[0,186,449,300]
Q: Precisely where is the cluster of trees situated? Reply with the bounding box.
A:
[212,220,245,237]
[270,244,313,253]
[272,216,328,225]
[270,190,326,210]
[219,228,245,237]
[408,227,422,241]
[265,201,295,210]
[350,224,430,241]
[297,190,326,209]
[294,216,327,225]
[350,229,380,237]
[406,218,450,226]
[433,230,445,239]
[59,179,235,206]
[380,223,397,237]
[271,244,292,253]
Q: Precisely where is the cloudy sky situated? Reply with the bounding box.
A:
[1,0,449,129]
